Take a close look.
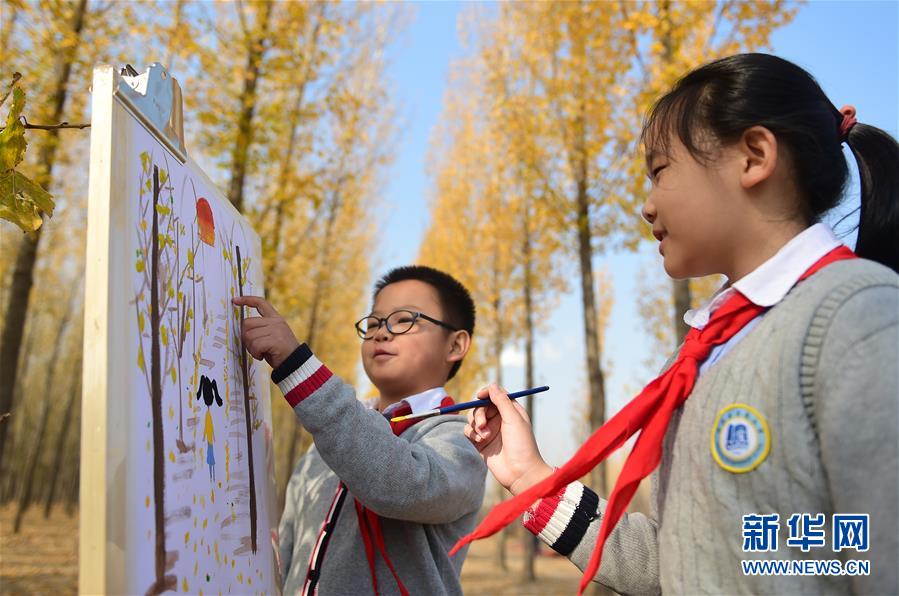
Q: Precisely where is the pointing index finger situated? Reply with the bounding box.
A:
[232,295,279,318]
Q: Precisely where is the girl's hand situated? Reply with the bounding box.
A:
[464,383,554,495]
[231,296,300,369]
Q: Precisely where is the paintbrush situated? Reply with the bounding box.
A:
[389,385,550,423]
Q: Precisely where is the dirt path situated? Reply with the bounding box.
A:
[1,505,78,595]
[1,505,584,595]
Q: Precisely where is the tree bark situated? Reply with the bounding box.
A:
[657,1,693,348]
[65,453,79,516]
[262,4,326,286]
[280,184,342,512]
[0,315,37,497]
[574,148,607,497]
[14,302,74,531]
[13,397,50,532]
[226,0,273,213]
[44,354,81,518]
[0,0,88,464]
[672,279,691,345]
[490,238,508,571]
[163,0,184,73]
[520,197,537,581]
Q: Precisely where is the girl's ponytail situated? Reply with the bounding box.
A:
[642,53,899,275]
[845,123,899,273]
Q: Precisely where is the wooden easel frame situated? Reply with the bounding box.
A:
[80,63,274,593]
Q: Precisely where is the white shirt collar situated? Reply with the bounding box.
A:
[685,223,842,329]
[380,386,448,416]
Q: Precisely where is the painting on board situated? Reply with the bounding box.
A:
[127,113,278,594]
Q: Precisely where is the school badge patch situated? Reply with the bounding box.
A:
[710,403,770,473]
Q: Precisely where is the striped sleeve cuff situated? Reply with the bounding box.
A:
[523,481,599,556]
[271,344,333,408]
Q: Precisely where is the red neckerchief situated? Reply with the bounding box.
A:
[354,395,455,596]
[451,246,856,594]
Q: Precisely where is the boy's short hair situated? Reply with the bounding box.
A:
[373,265,475,380]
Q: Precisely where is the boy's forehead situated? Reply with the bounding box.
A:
[372,279,441,313]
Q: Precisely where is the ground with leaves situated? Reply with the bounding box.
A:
[0,505,78,595]
[1,505,584,595]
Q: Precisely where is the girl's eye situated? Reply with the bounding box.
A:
[651,165,667,181]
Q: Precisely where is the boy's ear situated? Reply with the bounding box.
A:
[446,329,471,364]
[737,125,778,190]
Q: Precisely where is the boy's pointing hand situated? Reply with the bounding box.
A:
[232,296,299,369]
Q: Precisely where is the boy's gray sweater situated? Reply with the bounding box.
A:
[272,345,486,595]
[526,258,898,594]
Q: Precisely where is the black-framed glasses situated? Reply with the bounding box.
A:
[354,309,458,340]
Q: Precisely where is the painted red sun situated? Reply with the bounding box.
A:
[196,198,215,246]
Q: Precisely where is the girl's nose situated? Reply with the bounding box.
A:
[641,198,657,225]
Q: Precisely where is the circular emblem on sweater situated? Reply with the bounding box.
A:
[710,403,770,473]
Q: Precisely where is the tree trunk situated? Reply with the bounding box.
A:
[66,453,79,516]
[0,0,88,464]
[14,302,73,531]
[262,4,326,285]
[0,315,37,495]
[520,198,537,581]
[44,355,81,518]
[575,154,607,497]
[13,397,50,532]
[226,0,273,213]
[280,185,342,511]
[672,279,691,346]
[490,239,508,571]
[163,0,184,73]
[656,2,693,348]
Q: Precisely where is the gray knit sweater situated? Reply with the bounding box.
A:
[272,345,486,595]
[525,259,898,595]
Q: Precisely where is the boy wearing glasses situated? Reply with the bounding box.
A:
[232,265,486,595]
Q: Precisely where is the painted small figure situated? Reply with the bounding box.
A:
[197,374,223,482]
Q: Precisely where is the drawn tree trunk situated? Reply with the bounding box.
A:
[235,245,258,553]
[226,0,273,213]
[148,166,175,594]
[13,300,74,531]
[0,0,88,464]
[172,217,199,454]
[44,353,82,518]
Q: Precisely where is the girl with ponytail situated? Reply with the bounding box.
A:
[456,54,898,595]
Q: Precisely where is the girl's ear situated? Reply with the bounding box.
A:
[738,125,778,190]
[447,329,471,364]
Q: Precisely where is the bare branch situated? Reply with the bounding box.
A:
[22,116,91,130]
[14,116,91,130]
